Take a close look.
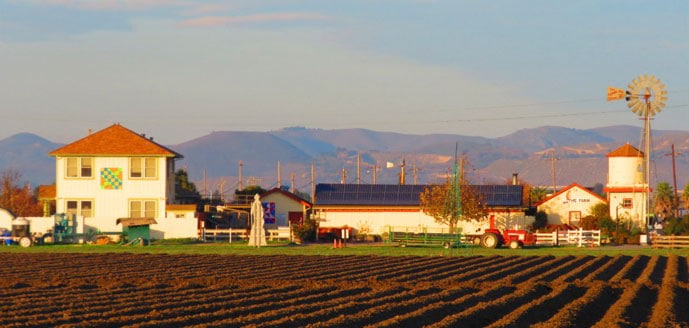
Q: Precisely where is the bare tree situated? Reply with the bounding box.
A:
[0,169,42,217]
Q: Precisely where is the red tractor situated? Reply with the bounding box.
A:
[478,228,536,249]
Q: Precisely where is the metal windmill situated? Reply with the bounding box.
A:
[607,74,668,229]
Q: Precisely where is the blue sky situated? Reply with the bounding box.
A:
[1,0,687,144]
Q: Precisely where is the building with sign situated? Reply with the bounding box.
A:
[535,183,607,226]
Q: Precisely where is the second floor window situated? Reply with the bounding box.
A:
[66,157,93,178]
[622,198,633,208]
[130,158,157,179]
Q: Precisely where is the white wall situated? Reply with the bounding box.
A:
[317,209,531,236]
[55,156,169,220]
[538,187,606,225]
[21,215,197,241]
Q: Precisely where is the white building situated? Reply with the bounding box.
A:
[603,143,649,229]
[48,124,196,239]
[313,183,531,237]
[535,183,607,226]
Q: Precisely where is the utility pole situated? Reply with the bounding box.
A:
[665,144,680,218]
[356,153,361,185]
[310,164,315,203]
[341,168,347,184]
[277,161,282,189]
[238,160,243,191]
[549,150,558,193]
[398,159,406,185]
[290,173,295,193]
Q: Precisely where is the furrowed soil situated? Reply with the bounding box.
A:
[0,253,687,327]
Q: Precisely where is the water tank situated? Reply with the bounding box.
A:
[11,218,30,238]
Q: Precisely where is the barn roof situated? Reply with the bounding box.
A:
[314,183,523,207]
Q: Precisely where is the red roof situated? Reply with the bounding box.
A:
[49,124,182,158]
[261,188,312,207]
[534,183,607,207]
[607,143,643,158]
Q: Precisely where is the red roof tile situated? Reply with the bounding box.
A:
[49,124,182,158]
[607,143,643,157]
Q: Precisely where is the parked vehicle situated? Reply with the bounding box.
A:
[0,218,43,247]
[478,228,536,249]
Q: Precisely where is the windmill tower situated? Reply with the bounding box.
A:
[607,75,668,230]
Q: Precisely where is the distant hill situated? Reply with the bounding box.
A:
[1,125,687,192]
[0,133,62,186]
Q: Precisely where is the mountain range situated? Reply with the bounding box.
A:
[1,125,688,194]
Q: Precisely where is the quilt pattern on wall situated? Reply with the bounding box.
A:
[101,168,123,190]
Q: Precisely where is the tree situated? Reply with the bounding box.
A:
[175,169,201,203]
[0,169,42,217]
[653,182,675,218]
[530,186,550,204]
[683,183,689,209]
[419,169,486,231]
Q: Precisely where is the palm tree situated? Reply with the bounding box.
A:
[653,182,675,219]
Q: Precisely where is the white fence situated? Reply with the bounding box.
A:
[200,227,291,243]
[534,229,601,247]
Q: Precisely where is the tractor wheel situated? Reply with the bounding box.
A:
[442,241,451,249]
[508,240,522,249]
[481,233,499,249]
[472,236,482,245]
[18,237,33,248]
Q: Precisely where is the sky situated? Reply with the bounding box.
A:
[0,0,687,145]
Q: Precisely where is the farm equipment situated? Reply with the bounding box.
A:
[476,228,537,249]
[388,226,463,249]
[0,218,44,247]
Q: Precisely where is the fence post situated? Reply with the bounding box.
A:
[229,227,232,244]
[554,230,558,246]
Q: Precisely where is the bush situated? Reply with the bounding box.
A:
[663,216,689,236]
[292,216,318,242]
[532,211,548,232]
[579,215,598,230]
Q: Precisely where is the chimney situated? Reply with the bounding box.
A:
[512,173,518,185]
[88,128,92,136]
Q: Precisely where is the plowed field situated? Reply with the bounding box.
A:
[1,253,688,327]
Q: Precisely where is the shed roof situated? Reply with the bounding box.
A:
[49,124,182,158]
[314,183,523,207]
[116,218,157,227]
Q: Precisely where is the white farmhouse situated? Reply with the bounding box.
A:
[48,124,194,238]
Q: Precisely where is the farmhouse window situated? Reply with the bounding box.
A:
[130,158,157,179]
[130,200,157,218]
[65,200,94,218]
[622,198,633,209]
[66,157,93,178]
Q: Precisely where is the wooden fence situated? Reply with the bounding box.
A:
[651,235,689,248]
[534,229,601,247]
[199,227,291,243]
